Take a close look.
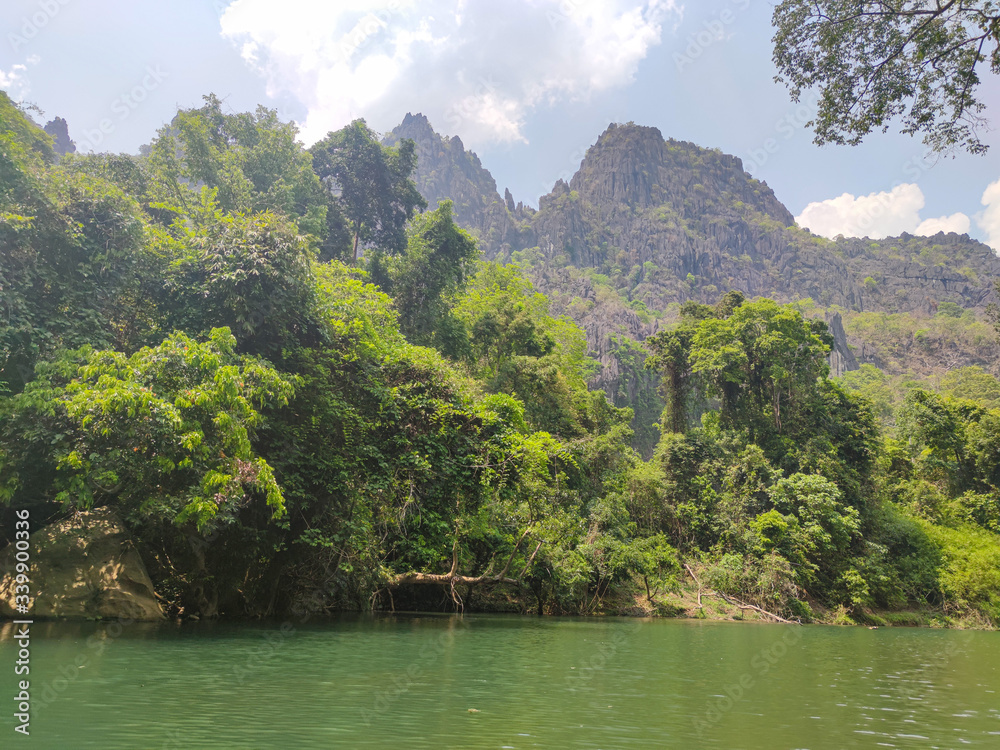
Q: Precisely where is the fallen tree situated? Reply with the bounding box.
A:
[685,563,800,625]
[386,527,543,610]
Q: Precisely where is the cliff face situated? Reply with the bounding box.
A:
[568,123,792,223]
[384,116,1000,436]
[522,132,812,311]
[826,312,859,378]
[383,113,530,258]
[838,233,1000,314]
[523,123,999,316]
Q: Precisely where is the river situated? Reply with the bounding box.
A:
[1,615,998,748]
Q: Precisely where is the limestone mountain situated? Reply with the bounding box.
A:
[383,112,528,258]
[385,116,1000,452]
[43,116,76,156]
[520,123,1000,315]
[389,116,999,318]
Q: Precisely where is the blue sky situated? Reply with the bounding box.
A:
[3,0,999,249]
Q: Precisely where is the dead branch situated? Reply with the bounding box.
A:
[707,591,800,625]
[389,538,543,592]
[684,563,797,623]
[517,541,543,580]
[684,563,703,609]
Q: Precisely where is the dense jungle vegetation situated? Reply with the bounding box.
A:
[2,92,1000,627]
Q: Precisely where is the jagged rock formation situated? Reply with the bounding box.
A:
[522,123,999,315]
[43,116,76,156]
[385,115,1000,445]
[390,116,999,317]
[383,113,531,257]
[0,508,164,621]
[825,312,859,378]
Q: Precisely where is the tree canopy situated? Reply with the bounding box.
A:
[310,119,426,261]
[3,93,1000,626]
[772,1,1000,154]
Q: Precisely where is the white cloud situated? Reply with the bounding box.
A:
[0,56,42,102]
[796,183,976,243]
[796,184,927,239]
[977,178,1000,253]
[915,212,971,236]
[0,63,30,100]
[218,0,679,147]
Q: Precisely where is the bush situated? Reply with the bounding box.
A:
[920,521,1000,622]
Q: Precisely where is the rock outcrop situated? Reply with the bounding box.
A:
[0,508,163,621]
[43,116,76,156]
[383,112,530,258]
[826,312,859,378]
[382,115,999,448]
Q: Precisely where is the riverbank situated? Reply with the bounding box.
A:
[590,578,999,630]
[365,572,997,630]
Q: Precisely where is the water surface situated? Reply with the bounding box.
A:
[1,615,998,748]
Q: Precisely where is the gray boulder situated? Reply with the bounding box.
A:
[0,508,163,621]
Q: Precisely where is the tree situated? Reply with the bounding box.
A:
[161,192,322,356]
[772,1,1000,154]
[454,262,558,380]
[310,120,426,261]
[142,96,333,247]
[689,299,832,440]
[0,328,293,528]
[374,200,479,351]
[645,297,739,434]
[898,388,1000,496]
[1,96,158,392]
[0,328,295,616]
[451,262,615,439]
[940,366,1000,408]
[768,473,861,591]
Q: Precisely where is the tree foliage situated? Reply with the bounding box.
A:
[310,119,425,261]
[0,329,293,532]
[373,200,479,352]
[772,1,1000,154]
[1,97,155,393]
[3,94,1000,625]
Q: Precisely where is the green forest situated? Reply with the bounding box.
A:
[3,91,1000,628]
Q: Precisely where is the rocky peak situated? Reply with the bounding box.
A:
[569,123,667,209]
[395,111,436,139]
[43,116,76,156]
[504,187,516,213]
[384,114,525,258]
[539,178,571,210]
[567,122,793,225]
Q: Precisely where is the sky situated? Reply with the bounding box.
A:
[2,0,1000,250]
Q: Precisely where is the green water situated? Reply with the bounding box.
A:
[1,615,998,749]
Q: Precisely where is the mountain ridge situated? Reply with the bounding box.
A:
[384,114,999,316]
[383,115,1000,450]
